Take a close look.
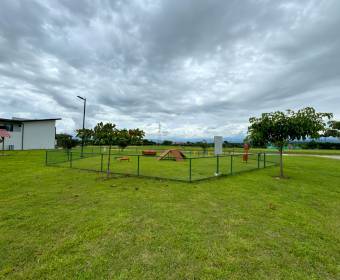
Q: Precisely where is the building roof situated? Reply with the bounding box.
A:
[0,117,61,123]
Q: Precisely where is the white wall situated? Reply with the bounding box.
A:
[23,121,56,150]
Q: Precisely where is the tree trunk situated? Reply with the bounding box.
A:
[107,143,112,177]
[279,146,284,178]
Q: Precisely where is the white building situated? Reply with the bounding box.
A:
[0,117,61,150]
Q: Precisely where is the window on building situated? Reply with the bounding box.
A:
[0,124,14,131]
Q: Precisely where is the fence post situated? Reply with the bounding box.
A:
[216,155,220,175]
[45,151,48,166]
[70,152,73,168]
[100,154,103,172]
[264,152,266,168]
[257,153,260,169]
[137,155,140,176]
[230,154,233,175]
[189,158,192,182]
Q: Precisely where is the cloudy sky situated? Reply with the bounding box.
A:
[0,0,339,140]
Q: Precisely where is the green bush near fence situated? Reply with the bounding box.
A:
[46,150,279,182]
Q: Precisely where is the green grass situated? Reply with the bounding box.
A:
[70,145,340,157]
[48,150,278,181]
[0,151,339,279]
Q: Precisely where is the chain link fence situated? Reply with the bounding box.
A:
[45,149,279,182]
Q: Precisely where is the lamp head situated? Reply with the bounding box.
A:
[77,96,86,101]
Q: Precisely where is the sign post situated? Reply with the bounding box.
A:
[214,136,223,155]
[214,136,223,176]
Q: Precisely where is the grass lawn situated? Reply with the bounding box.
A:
[0,151,339,279]
[73,145,340,157]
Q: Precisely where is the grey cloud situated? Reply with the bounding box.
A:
[0,0,339,139]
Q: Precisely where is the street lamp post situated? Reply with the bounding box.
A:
[77,96,86,157]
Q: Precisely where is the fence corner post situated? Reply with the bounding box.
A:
[216,155,220,175]
[100,154,103,172]
[264,152,266,168]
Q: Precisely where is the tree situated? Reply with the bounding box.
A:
[116,129,130,151]
[93,122,107,150]
[56,133,69,147]
[91,122,145,175]
[248,107,332,178]
[143,139,156,145]
[162,140,173,146]
[55,134,79,150]
[76,128,93,146]
[324,121,340,139]
[128,128,145,145]
[243,134,267,148]
[115,128,145,151]
[199,140,209,155]
[0,130,11,153]
[94,123,117,176]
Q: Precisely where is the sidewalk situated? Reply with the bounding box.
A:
[284,154,340,160]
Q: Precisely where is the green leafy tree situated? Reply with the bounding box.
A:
[243,134,267,148]
[94,123,117,176]
[324,121,340,139]
[248,107,332,178]
[55,134,79,150]
[143,139,156,145]
[199,140,209,155]
[162,140,173,146]
[91,122,145,174]
[93,122,106,147]
[128,128,145,145]
[117,139,129,151]
[116,128,145,151]
[76,128,93,146]
[116,129,130,151]
[56,134,70,148]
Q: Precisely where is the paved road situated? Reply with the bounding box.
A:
[284,154,340,160]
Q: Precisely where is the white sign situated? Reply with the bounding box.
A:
[214,136,223,155]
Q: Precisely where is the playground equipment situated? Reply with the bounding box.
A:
[243,143,249,162]
[158,149,186,161]
[142,150,157,156]
[0,129,11,153]
[117,156,130,162]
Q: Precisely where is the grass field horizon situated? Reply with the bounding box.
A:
[70,144,340,156]
[1,150,339,279]
[46,148,279,182]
